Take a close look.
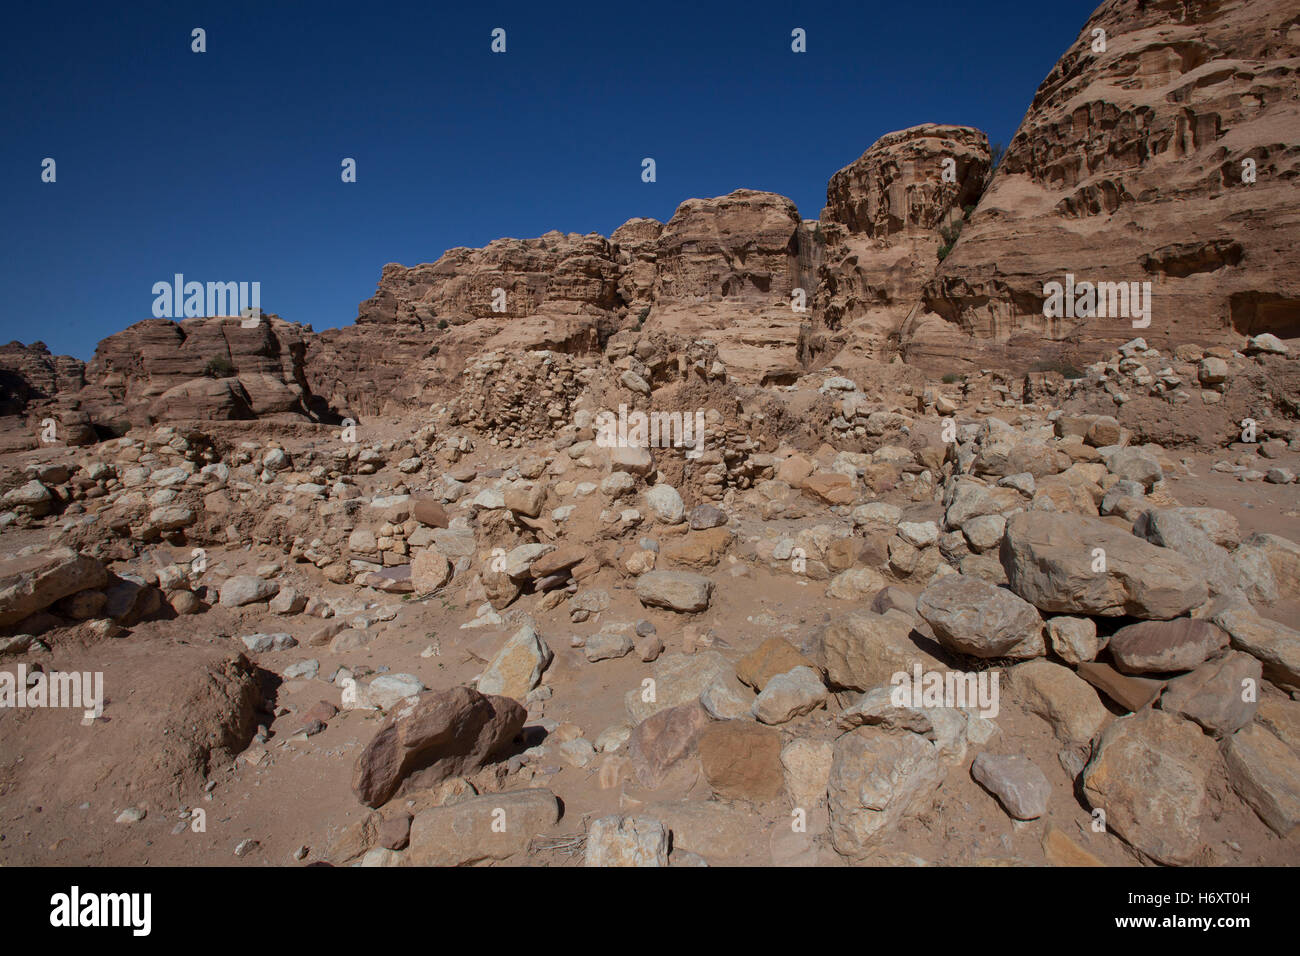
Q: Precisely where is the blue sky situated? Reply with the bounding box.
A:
[1,0,1100,360]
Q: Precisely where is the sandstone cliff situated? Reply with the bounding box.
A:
[810,124,991,371]
[901,0,1300,372]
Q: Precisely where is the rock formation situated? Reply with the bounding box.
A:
[902,0,1300,372]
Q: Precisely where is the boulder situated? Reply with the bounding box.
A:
[584,815,670,867]
[405,789,559,865]
[971,753,1051,820]
[698,721,784,801]
[1159,652,1260,737]
[828,727,943,860]
[635,570,713,612]
[0,548,108,628]
[1107,618,1228,674]
[1224,724,1300,836]
[1082,710,1218,865]
[752,666,828,725]
[476,624,553,700]
[218,574,279,608]
[735,637,818,691]
[1010,659,1109,745]
[1000,512,1208,619]
[916,574,1044,659]
[626,700,712,789]
[817,610,945,692]
[351,685,526,807]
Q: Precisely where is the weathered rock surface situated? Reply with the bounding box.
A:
[1082,710,1219,865]
[405,789,559,866]
[916,574,1045,659]
[1001,512,1208,619]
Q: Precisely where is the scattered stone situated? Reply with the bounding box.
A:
[971,753,1051,820]
[585,815,670,866]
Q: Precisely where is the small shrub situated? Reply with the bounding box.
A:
[1031,358,1084,379]
[204,356,234,378]
[941,372,961,385]
[937,220,964,262]
[437,319,449,330]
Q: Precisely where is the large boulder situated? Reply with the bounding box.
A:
[828,727,944,860]
[0,547,107,628]
[1000,512,1208,619]
[1082,710,1219,865]
[352,686,526,808]
[916,574,1044,659]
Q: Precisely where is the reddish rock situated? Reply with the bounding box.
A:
[1108,618,1228,674]
[351,686,525,808]
[698,721,784,802]
[626,700,712,790]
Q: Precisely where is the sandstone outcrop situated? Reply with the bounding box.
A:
[902,0,1300,371]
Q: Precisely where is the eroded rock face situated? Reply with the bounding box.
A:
[903,0,1300,371]
[84,315,316,425]
[0,341,85,414]
[813,125,990,368]
[357,233,621,328]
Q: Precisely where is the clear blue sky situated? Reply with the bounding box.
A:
[1,0,1100,360]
